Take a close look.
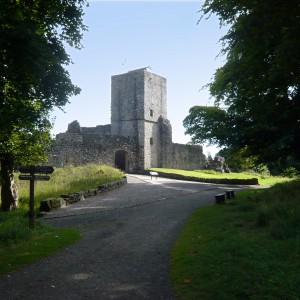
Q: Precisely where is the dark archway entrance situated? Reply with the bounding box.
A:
[115,150,128,172]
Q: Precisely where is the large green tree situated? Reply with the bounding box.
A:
[184,105,228,146]
[0,0,88,211]
[184,0,300,169]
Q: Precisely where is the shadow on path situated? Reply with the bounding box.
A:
[0,175,249,299]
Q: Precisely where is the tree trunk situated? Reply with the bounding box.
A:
[0,156,19,211]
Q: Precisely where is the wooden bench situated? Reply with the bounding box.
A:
[215,193,226,204]
[226,190,235,199]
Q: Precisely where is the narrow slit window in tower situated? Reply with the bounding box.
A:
[150,138,153,145]
[150,109,153,117]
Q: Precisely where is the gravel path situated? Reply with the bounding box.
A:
[0,174,248,299]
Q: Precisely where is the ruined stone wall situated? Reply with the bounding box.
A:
[48,133,140,172]
[49,126,206,172]
[81,125,111,135]
[164,143,207,170]
[50,133,83,166]
[49,69,207,172]
[67,121,111,135]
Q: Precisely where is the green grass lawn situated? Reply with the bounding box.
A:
[150,168,292,185]
[170,180,300,299]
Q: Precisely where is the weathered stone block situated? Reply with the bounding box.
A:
[51,198,66,209]
[39,198,66,212]
[73,192,85,201]
[39,200,51,212]
[88,189,97,196]
[60,194,80,205]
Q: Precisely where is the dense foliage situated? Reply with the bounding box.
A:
[184,0,300,171]
[0,0,88,210]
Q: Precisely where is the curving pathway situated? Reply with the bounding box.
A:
[0,174,252,299]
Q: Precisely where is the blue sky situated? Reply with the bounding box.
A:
[51,1,227,155]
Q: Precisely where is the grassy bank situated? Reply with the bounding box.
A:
[150,168,292,185]
[0,164,124,275]
[171,180,300,299]
[15,164,125,209]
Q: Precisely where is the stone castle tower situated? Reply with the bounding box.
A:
[111,68,172,169]
[49,68,206,172]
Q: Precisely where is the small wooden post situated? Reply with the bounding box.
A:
[29,171,35,229]
[19,166,54,229]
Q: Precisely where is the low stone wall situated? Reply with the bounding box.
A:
[136,170,259,185]
[39,177,127,213]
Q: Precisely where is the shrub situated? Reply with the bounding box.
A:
[282,167,299,178]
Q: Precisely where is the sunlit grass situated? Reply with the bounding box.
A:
[150,168,292,185]
[15,164,124,209]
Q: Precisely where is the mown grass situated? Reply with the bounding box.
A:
[0,164,124,276]
[150,168,293,185]
[171,180,300,299]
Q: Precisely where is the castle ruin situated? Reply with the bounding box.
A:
[49,68,207,172]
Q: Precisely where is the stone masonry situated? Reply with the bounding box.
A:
[49,68,207,172]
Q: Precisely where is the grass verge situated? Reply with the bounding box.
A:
[0,164,123,276]
[0,214,81,276]
[170,180,300,299]
[150,168,293,185]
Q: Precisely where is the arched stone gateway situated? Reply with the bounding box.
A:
[115,150,128,172]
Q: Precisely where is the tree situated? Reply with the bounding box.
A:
[216,147,258,172]
[185,0,300,170]
[0,0,88,211]
[183,105,229,146]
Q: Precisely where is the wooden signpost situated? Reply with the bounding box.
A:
[19,166,54,229]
